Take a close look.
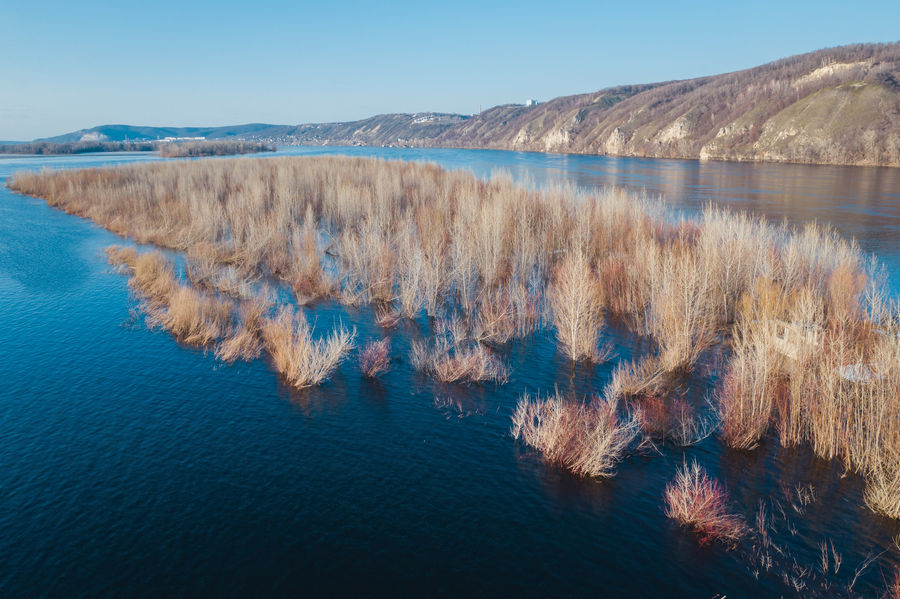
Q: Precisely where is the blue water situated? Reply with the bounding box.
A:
[1,148,899,598]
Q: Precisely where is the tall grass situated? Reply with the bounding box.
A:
[215,296,270,363]
[107,246,229,345]
[14,156,900,516]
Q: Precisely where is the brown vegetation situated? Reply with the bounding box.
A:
[157,140,274,157]
[14,155,900,518]
[359,338,391,379]
[511,391,641,478]
[664,460,748,544]
[106,246,231,345]
[548,250,607,361]
[215,296,270,363]
[261,306,355,389]
[411,338,509,384]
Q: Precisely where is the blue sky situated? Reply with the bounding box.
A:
[2,0,898,140]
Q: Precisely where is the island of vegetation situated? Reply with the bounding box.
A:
[0,139,275,157]
[9,155,900,536]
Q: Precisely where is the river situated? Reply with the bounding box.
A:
[1,147,898,598]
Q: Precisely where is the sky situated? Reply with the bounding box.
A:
[1,0,899,140]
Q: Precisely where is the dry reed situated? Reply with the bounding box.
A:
[107,247,230,345]
[548,250,607,361]
[13,156,900,516]
[215,296,270,362]
[261,306,355,389]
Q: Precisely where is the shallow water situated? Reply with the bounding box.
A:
[1,148,899,598]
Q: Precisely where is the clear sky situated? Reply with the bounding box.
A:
[2,0,898,140]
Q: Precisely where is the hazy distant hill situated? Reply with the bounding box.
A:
[34,43,900,166]
[282,113,468,146]
[36,123,291,143]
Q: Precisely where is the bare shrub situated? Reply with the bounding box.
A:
[288,207,334,303]
[17,157,900,516]
[374,305,403,329]
[605,357,671,399]
[261,306,355,388]
[549,251,607,361]
[359,338,391,379]
[646,240,717,371]
[885,566,900,599]
[511,391,640,478]
[716,279,790,450]
[664,460,748,544]
[635,395,715,446]
[187,256,257,301]
[411,338,509,384]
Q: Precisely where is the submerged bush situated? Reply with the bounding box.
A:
[359,338,391,379]
[107,247,230,346]
[215,296,270,363]
[664,460,747,544]
[548,250,607,362]
[261,306,355,389]
[411,338,509,385]
[511,391,640,478]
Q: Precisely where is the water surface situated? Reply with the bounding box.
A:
[1,148,899,598]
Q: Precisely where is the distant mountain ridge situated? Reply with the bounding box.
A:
[36,123,291,143]
[35,42,900,167]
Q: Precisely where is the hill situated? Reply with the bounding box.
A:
[281,113,468,147]
[433,43,900,166]
[30,43,900,166]
[36,123,291,143]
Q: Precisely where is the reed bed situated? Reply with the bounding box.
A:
[12,156,900,516]
[107,246,231,345]
[156,140,274,158]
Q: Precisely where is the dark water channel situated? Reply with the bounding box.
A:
[1,148,899,598]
